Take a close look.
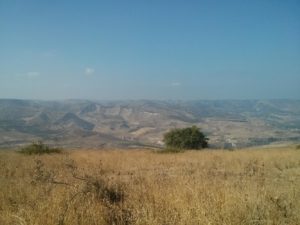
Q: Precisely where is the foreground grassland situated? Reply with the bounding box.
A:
[0,147,300,225]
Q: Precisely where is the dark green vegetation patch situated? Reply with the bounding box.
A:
[19,141,62,155]
[163,126,208,151]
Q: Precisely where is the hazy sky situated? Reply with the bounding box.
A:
[0,0,299,100]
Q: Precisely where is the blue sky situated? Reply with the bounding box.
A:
[0,0,299,100]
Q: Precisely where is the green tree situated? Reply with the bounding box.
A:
[163,126,208,150]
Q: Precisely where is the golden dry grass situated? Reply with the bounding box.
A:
[0,146,300,225]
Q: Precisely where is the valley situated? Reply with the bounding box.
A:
[0,99,300,148]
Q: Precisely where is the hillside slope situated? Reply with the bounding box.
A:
[0,99,300,148]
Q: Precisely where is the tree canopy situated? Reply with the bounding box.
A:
[163,126,208,150]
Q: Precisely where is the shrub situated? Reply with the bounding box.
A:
[19,141,62,155]
[163,126,208,150]
[156,147,185,154]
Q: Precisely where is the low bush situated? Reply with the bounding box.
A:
[163,126,208,150]
[19,141,62,155]
[158,147,185,153]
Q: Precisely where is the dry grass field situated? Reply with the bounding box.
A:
[0,146,300,225]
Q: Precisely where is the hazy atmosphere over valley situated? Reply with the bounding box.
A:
[1,1,300,149]
[1,1,299,100]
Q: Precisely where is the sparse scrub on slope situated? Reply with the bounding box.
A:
[19,141,62,155]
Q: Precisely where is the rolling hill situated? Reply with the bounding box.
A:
[0,99,300,148]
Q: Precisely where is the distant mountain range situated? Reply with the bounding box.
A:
[0,99,300,149]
